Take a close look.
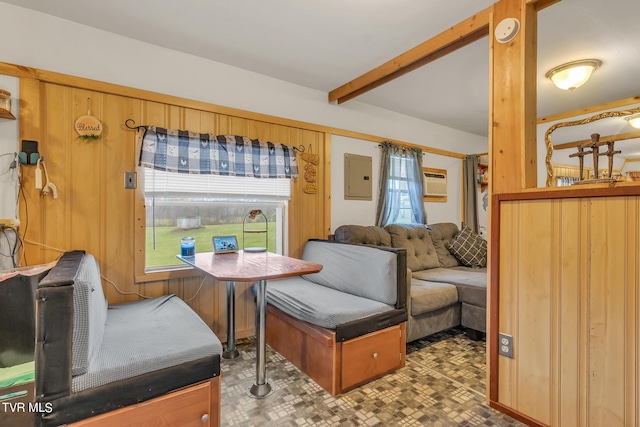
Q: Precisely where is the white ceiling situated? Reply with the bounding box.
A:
[3,0,640,139]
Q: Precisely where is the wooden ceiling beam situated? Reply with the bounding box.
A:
[527,0,563,11]
[328,6,493,104]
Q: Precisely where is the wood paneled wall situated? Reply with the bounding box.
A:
[19,80,329,341]
[495,193,639,426]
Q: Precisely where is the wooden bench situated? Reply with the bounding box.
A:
[267,306,405,395]
[265,240,408,395]
[34,251,223,426]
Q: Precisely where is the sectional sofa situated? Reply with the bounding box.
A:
[333,223,487,342]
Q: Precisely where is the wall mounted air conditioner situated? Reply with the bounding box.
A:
[423,172,447,197]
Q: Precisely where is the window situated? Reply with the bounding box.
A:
[389,155,414,223]
[143,168,289,272]
[376,142,426,227]
[555,176,579,187]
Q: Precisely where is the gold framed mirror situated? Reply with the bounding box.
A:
[544,106,640,187]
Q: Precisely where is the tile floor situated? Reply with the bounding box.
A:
[220,328,524,426]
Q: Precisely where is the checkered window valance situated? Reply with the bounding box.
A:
[138,126,298,178]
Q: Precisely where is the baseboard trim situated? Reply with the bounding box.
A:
[489,400,549,427]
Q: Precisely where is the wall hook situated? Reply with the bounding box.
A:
[124,119,146,132]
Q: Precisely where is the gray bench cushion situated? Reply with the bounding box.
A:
[72,254,107,376]
[267,277,395,329]
[412,267,486,308]
[302,240,397,305]
[410,280,458,316]
[72,294,222,392]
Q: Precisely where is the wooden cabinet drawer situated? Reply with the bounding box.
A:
[341,324,404,391]
[69,379,215,427]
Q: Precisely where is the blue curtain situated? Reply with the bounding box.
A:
[375,142,427,227]
[463,154,479,233]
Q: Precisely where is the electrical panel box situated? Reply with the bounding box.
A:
[344,154,372,201]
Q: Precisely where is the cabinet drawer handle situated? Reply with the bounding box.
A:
[372,352,378,359]
[201,414,209,423]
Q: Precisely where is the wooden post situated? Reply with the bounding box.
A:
[489,0,539,194]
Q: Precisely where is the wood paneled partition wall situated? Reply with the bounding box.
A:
[16,70,329,341]
[487,1,640,426]
[491,187,640,427]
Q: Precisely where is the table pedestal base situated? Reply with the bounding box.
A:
[222,280,240,360]
[222,349,240,359]
[246,278,272,398]
[176,252,322,400]
[247,381,274,399]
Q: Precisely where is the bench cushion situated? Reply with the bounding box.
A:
[412,267,486,308]
[72,294,222,392]
[72,254,107,376]
[410,280,458,316]
[267,277,395,329]
[302,240,398,305]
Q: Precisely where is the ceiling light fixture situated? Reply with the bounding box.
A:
[625,113,640,129]
[545,59,602,90]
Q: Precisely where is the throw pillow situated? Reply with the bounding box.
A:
[445,226,487,268]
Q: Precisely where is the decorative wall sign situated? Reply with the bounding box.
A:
[0,89,15,120]
[75,98,103,141]
[301,145,318,194]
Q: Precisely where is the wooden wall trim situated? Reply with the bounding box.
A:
[488,194,501,403]
[496,183,640,201]
[18,77,44,262]
[328,128,466,159]
[0,62,36,78]
[489,401,549,427]
[323,133,332,238]
[553,130,640,151]
[538,95,640,125]
[27,64,466,160]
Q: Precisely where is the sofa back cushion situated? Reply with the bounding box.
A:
[445,226,488,268]
[427,223,462,268]
[301,240,398,305]
[384,224,439,271]
[333,225,391,247]
[71,254,108,376]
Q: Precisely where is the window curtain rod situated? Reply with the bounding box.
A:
[377,142,426,155]
[124,119,306,153]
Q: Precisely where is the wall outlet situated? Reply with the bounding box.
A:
[124,171,137,189]
[498,333,514,358]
